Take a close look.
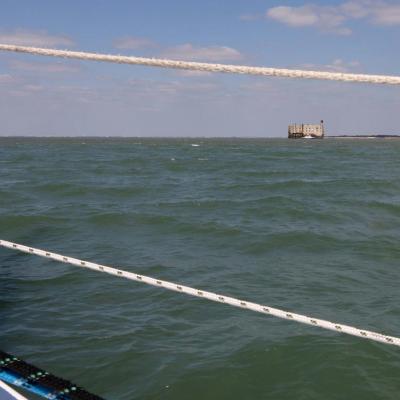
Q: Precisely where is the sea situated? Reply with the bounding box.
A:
[1,137,399,400]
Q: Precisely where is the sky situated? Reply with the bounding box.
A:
[0,0,399,137]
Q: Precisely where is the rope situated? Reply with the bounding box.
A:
[1,44,400,85]
[1,239,399,347]
[0,380,28,400]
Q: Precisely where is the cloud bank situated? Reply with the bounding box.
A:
[266,1,400,34]
[0,29,74,47]
[112,37,243,64]
[161,43,243,62]
[113,36,157,50]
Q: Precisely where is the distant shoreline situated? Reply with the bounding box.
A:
[328,135,400,139]
[1,135,400,139]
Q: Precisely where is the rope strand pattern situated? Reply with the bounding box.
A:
[1,44,400,85]
[1,239,399,347]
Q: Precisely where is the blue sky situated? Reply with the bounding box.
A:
[0,0,399,137]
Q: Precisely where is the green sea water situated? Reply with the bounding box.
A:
[1,137,399,399]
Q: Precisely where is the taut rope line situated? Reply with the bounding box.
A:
[1,44,400,85]
[1,239,399,347]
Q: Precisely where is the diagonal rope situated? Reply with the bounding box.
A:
[1,239,399,347]
[0,380,28,400]
[0,44,400,85]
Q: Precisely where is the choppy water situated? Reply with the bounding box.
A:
[1,137,400,400]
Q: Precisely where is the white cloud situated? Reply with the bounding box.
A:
[300,59,361,73]
[0,29,74,47]
[126,79,219,97]
[372,4,400,25]
[341,0,400,25]
[174,70,212,77]
[267,5,350,35]
[111,40,243,76]
[267,6,320,27]
[0,74,15,84]
[113,36,157,50]
[162,44,243,62]
[112,39,243,67]
[10,60,80,73]
[266,1,400,34]
[340,1,371,18]
[23,84,44,92]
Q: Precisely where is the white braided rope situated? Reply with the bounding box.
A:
[1,44,400,85]
[0,380,28,400]
[1,239,399,347]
